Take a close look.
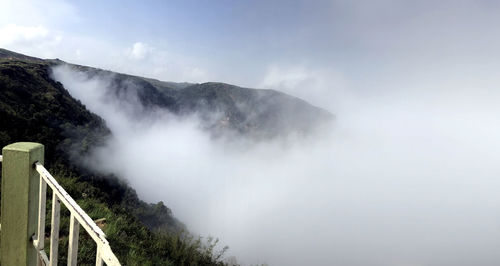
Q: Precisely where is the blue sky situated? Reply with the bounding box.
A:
[1,0,500,110]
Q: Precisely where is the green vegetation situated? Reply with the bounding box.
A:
[0,54,229,265]
[0,47,333,264]
[42,166,227,265]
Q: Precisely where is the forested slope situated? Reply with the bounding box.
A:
[0,54,227,265]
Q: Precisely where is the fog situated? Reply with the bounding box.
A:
[52,64,500,266]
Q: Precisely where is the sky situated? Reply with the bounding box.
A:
[2,1,500,265]
[2,0,500,111]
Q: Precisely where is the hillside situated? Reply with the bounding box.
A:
[63,61,333,139]
[0,48,333,264]
[0,51,224,265]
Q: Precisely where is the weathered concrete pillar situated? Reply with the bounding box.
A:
[1,142,44,266]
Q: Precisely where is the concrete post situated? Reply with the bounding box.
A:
[1,142,44,266]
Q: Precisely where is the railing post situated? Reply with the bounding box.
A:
[1,142,44,266]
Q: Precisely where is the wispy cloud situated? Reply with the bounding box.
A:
[0,24,50,45]
[0,24,63,58]
[127,42,153,61]
[259,64,348,112]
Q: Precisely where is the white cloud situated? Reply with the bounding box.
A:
[53,64,500,266]
[75,49,82,59]
[128,42,152,60]
[0,24,49,46]
[0,1,211,84]
[259,65,348,112]
[0,24,64,58]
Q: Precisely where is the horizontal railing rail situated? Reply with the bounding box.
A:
[0,143,120,265]
[34,163,120,265]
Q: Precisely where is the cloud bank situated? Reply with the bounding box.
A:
[52,63,500,266]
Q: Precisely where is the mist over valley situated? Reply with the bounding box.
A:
[1,1,500,265]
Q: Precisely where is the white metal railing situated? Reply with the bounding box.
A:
[33,162,121,266]
[1,144,121,265]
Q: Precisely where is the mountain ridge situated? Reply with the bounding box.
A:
[63,71,332,139]
[1,48,333,140]
[0,47,333,264]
